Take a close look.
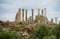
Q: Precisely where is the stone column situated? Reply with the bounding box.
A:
[51,19,53,23]
[55,17,57,24]
[26,9,28,21]
[42,9,43,16]
[22,9,24,21]
[38,9,40,19]
[32,9,34,21]
[19,9,21,21]
[43,8,46,17]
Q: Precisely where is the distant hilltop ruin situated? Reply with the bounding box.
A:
[0,8,58,38]
[15,8,57,24]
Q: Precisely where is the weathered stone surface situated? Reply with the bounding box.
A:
[22,9,24,21]
[15,9,21,23]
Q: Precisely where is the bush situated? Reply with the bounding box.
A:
[29,24,49,39]
[0,30,22,39]
[51,23,60,39]
[42,35,57,39]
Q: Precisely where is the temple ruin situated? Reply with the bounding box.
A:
[15,8,57,25]
[0,8,58,38]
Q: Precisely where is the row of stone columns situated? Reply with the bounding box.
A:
[15,8,57,24]
[22,9,28,21]
[22,9,34,22]
[15,8,46,22]
[21,8,46,21]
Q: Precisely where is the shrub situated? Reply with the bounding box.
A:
[0,30,22,39]
[42,35,57,39]
[29,24,49,39]
[51,23,60,39]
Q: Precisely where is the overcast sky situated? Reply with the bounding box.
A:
[0,0,60,23]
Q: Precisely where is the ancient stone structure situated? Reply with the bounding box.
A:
[22,9,24,21]
[55,17,57,24]
[0,8,58,39]
[42,9,43,16]
[15,9,21,23]
[28,16,33,23]
[14,8,57,25]
[43,8,46,17]
[3,8,57,32]
[38,9,40,19]
[51,19,53,23]
[26,9,28,21]
[31,9,34,21]
[42,8,46,17]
